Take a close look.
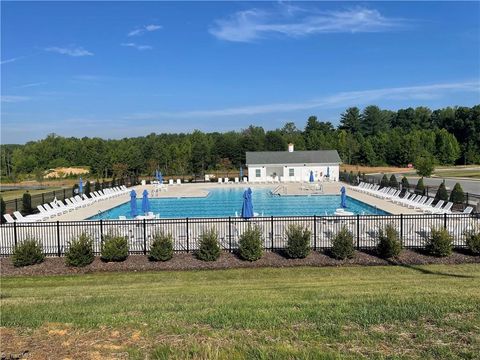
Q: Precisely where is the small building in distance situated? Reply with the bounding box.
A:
[246,143,342,182]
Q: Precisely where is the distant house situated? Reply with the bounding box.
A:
[246,144,342,182]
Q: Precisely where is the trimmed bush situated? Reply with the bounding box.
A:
[415,177,425,195]
[388,174,398,189]
[401,176,410,190]
[0,196,5,224]
[285,224,311,259]
[426,228,453,257]
[65,233,94,267]
[377,224,402,258]
[238,225,263,261]
[12,238,45,267]
[72,183,79,197]
[465,227,480,255]
[435,181,448,202]
[331,227,355,260]
[449,183,465,204]
[22,191,33,215]
[101,234,129,262]
[85,180,91,195]
[380,174,389,188]
[149,232,174,261]
[196,228,220,261]
[94,180,101,191]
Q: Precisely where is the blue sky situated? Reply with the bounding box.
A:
[1,1,479,144]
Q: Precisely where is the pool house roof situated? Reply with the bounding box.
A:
[246,150,342,165]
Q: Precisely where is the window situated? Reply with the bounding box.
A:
[289,168,295,177]
[255,169,261,178]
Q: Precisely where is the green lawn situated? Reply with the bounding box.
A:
[1,265,479,359]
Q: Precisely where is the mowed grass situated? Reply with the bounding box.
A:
[1,265,480,359]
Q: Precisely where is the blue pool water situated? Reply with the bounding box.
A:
[89,188,388,219]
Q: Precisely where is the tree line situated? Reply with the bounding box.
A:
[1,104,479,181]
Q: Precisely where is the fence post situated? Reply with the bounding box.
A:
[15,198,18,211]
[143,219,147,255]
[63,188,66,200]
[466,193,469,207]
[228,217,232,252]
[42,193,45,205]
[313,215,317,251]
[444,213,447,229]
[100,219,104,241]
[356,215,360,249]
[13,221,18,248]
[186,218,189,253]
[271,216,274,251]
[56,221,61,256]
[400,214,404,246]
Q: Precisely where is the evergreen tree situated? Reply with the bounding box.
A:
[380,174,389,188]
[435,181,448,202]
[401,176,410,190]
[388,174,398,189]
[84,180,91,196]
[449,183,465,204]
[339,107,361,133]
[415,177,425,195]
[22,191,33,215]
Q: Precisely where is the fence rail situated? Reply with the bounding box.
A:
[1,214,478,257]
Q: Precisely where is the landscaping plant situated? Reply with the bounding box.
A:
[426,228,453,257]
[149,232,174,261]
[65,233,95,267]
[285,224,311,259]
[415,177,425,195]
[238,225,263,261]
[12,238,45,267]
[331,226,355,260]
[380,174,389,188]
[388,174,398,189]
[377,224,402,258]
[449,183,465,204]
[22,191,33,215]
[435,181,448,202]
[401,176,410,191]
[465,226,480,255]
[0,196,5,224]
[196,228,221,261]
[101,234,129,262]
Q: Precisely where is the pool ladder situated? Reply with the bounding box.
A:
[271,185,287,196]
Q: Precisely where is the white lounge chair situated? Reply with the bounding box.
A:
[13,211,43,222]
[176,179,181,185]
[234,177,239,183]
[224,178,229,184]
[462,206,473,214]
[169,179,174,185]
[431,202,453,214]
[3,214,15,223]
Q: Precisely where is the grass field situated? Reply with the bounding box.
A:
[1,265,479,359]
[0,187,67,201]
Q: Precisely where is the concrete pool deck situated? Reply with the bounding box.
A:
[48,182,420,221]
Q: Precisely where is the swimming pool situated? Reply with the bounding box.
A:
[89,188,389,219]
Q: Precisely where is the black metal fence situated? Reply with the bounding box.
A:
[1,214,478,257]
[2,177,135,214]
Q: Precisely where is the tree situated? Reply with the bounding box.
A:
[415,154,435,177]
[339,107,361,133]
[388,174,398,189]
[360,105,390,136]
[435,129,460,165]
[449,183,465,204]
[415,177,425,195]
[435,181,448,202]
[22,191,33,215]
[401,177,410,191]
[265,131,287,151]
[84,180,91,195]
[94,180,101,191]
[380,174,389,188]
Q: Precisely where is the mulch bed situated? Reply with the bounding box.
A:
[1,249,479,277]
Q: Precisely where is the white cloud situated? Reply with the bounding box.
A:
[121,43,153,51]
[210,6,410,42]
[128,24,162,37]
[16,82,47,89]
[1,96,31,103]
[1,56,25,65]
[125,81,479,119]
[45,46,94,57]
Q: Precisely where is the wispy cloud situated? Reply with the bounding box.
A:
[210,6,411,42]
[125,81,479,119]
[121,43,153,51]
[1,95,31,103]
[16,82,47,89]
[128,24,162,37]
[1,56,25,65]
[45,46,94,57]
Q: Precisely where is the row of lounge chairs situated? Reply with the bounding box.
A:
[3,186,129,223]
[249,176,334,184]
[352,182,473,214]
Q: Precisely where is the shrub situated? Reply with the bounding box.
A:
[349,171,355,185]
[0,197,5,224]
[85,180,91,195]
[380,174,389,188]
[12,238,45,267]
[401,176,410,190]
[331,227,355,260]
[72,183,79,197]
[65,233,94,267]
[149,232,174,261]
[388,174,398,189]
[285,224,311,259]
[449,183,465,204]
[101,234,129,262]
[238,225,263,261]
[196,228,220,261]
[426,228,452,257]
[465,226,480,255]
[415,177,425,195]
[377,224,402,258]
[94,180,101,191]
[435,181,448,202]
[22,191,33,215]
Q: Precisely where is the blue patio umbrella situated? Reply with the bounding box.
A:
[155,169,159,180]
[341,186,347,208]
[142,189,150,214]
[309,170,314,182]
[79,177,83,194]
[158,171,163,183]
[241,188,254,219]
[326,166,330,178]
[130,190,138,217]
[239,167,243,180]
